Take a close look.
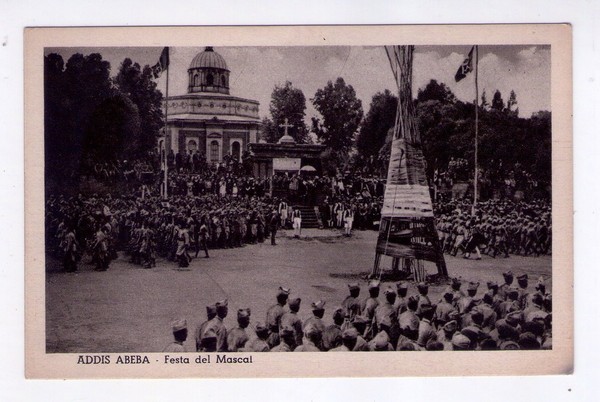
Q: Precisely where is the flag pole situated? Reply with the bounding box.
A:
[163,51,170,200]
[473,45,479,214]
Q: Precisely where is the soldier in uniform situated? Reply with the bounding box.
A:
[360,280,380,338]
[294,325,322,352]
[341,283,362,323]
[243,323,270,352]
[437,317,459,351]
[163,318,187,352]
[398,296,420,341]
[303,300,327,348]
[330,328,359,352]
[265,286,290,348]
[516,273,530,310]
[498,271,514,301]
[373,286,400,347]
[270,326,296,352]
[417,304,437,348]
[205,299,229,352]
[415,282,432,317]
[350,316,370,351]
[322,307,345,351]
[435,290,457,327]
[227,308,251,352]
[279,297,303,348]
[195,304,217,351]
[393,282,409,316]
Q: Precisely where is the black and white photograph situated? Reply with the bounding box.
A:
[24,25,572,378]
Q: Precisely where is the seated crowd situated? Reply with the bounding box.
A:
[166,270,552,352]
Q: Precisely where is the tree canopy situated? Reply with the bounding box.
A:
[356,89,398,162]
[262,81,310,144]
[44,52,165,189]
[311,77,363,161]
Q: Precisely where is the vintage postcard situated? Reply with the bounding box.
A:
[25,24,572,378]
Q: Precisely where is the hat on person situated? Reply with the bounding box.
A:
[518,332,540,350]
[255,322,268,334]
[443,289,454,299]
[535,276,546,290]
[496,319,520,340]
[342,327,359,341]
[372,332,390,351]
[206,304,217,316]
[500,340,520,350]
[396,281,408,290]
[304,324,321,338]
[384,286,395,296]
[332,307,344,320]
[280,325,294,338]
[506,310,523,326]
[447,310,461,322]
[311,300,326,311]
[482,291,494,305]
[216,299,228,309]
[517,273,528,281]
[467,282,480,292]
[503,270,514,279]
[353,315,368,325]
[486,281,499,290]
[237,308,251,319]
[288,297,301,310]
[443,320,458,333]
[171,318,187,332]
[348,282,360,291]
[507,287,520,298]
[201,328,217,340]
[277,286,291,297]
[368,280,380,290]
[417,282,429,291]
[451,333,471,349]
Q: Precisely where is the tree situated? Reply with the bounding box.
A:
[114,58,164,157]
[417,79,456,104]
[83,93,142,162]
[44,52,114,184]
[259,116,279,143]
[491,90,505,111]
[268,81,310,143]
[356,89,398,161]
[311,77,363,159]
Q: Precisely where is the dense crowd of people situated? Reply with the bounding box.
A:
[435,199,551,259]
[165,270,552,352]
[46,192,285,272]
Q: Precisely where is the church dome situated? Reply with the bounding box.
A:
[189,47,229,71]
[187,47,231,95]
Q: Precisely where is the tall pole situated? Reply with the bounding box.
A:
[163,61,170,199]
[473,45,479,213]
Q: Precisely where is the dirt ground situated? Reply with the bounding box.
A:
[45,229,552,353]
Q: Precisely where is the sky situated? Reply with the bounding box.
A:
[45,45,551,121]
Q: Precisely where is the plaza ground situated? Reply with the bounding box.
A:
[45,229,552,353]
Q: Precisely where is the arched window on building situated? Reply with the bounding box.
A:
[231,141,241,162]
[210,140,220,163]
[187,139,197,153]
[206,73,214,86]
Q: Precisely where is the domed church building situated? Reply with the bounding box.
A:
[160,47,260,164]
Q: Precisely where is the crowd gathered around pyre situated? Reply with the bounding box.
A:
[48,166,551,274]
[164,270,552,353]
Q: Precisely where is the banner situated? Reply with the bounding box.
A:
[273,158,300,171]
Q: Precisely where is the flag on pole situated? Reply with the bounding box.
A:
[454,46,474,82]
[152,47,170,78]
